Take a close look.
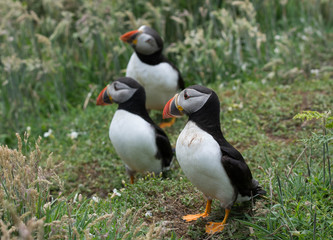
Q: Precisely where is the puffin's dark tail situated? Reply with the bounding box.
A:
[251,179,266,197]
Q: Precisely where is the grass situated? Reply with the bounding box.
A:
[1,0,333,144]
[1,0,333,239]
[1,74,332,239]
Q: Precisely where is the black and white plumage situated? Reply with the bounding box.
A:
[96,77,173,184]
[120,25,184,111]
[163,85,265,234]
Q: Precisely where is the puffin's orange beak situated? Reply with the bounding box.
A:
[163,94,183,119]
[120,30,140,43]
[96,86,112,106]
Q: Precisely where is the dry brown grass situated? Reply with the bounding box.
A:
[0,133,62,238]
[0,134,165,239]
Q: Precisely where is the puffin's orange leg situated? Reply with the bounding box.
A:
[183,199,212,222]
[130,175,134,184]
[205,208,230,234]
[159,118,176,128]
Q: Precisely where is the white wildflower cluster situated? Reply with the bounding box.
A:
[310,69,320,76]
[43,129,53,138]
[92,196,100,203]
[67,130,87,139]
[145,211,153,217]
[111,188,122,198]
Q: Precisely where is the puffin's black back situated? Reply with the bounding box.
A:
[117,77,173,168]
[188,86,265,197]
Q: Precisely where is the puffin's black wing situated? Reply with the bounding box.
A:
[222,155,252,196]
[154,126,173,168]
[221,153,266,197]
[221,154,257,197]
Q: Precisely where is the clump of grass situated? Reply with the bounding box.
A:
[0,133,168,238]
[0,133,62,238]
[238,110,333,239]
[0,133,62,215]
[293,110,332,187]
[241,161,333,239]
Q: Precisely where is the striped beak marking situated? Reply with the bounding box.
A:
[163,94,183,119]
[96,85,113,106]
[120,30,141,44]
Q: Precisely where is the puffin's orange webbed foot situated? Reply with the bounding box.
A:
[182,199,212,222]
[183,212,209,222]
[205,221,226,234]
[205,208,230,234]
[159,117,176,128]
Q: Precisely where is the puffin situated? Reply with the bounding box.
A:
[96,77,173,184]
[163,85,266,234]
[120,25,184,127]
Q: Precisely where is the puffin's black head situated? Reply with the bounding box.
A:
[96,77,145,106]
[120,25,163,55]
[163,85,219,118]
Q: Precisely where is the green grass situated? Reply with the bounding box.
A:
[1,0,333,144]
[2,74,331,239]
[1,0,333,239]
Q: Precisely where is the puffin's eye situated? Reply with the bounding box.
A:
[184,91,189,100]
[145,38,153,44]
[114,83,119,91]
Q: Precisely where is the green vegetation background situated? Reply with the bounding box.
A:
[0,0,332,239]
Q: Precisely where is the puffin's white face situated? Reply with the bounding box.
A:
[107,81,137,104]
[176,88,211,115]
[135,32,159,55]
[120,25,162,56]
[163,87,212,118]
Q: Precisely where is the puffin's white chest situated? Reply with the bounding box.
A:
[126,53,179,110]
[176,121,235,208]
[109,110,162,173]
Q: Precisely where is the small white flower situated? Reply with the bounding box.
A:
[111,188,121,198]
[310,69,319,76]
[68,131,79,139]
[26,126,31,132]
[92,196,99,203]
[232,118,242,123]
[43,129,53,138]
[274,35,281,40]
[274,48,279,54]
[113,188,121,197]
[145,211,153,217]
